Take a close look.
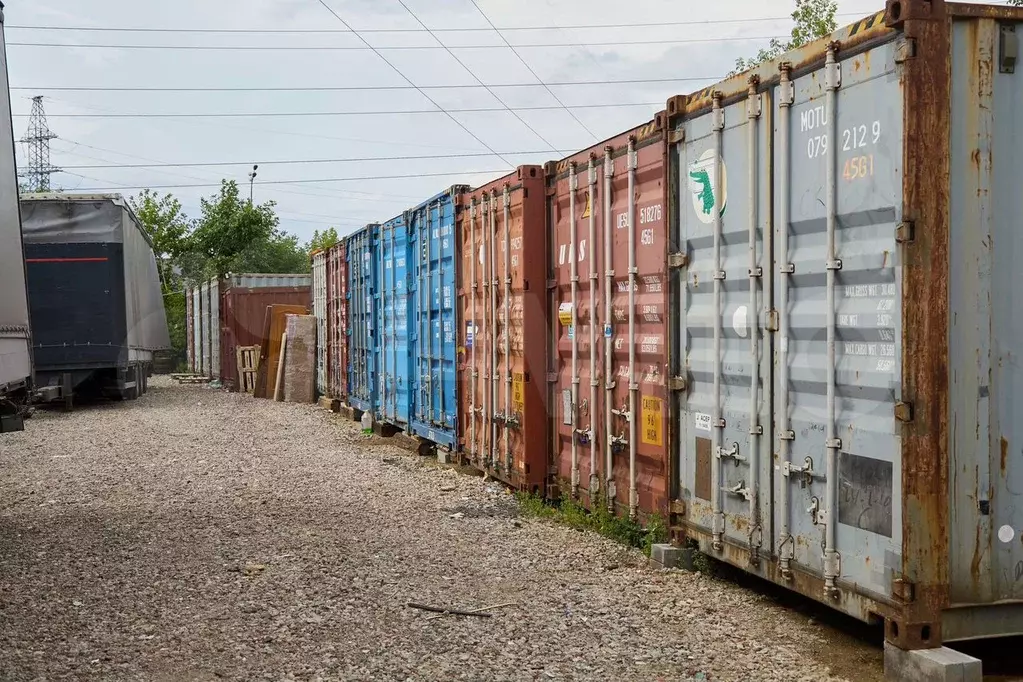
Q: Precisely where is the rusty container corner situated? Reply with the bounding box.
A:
[660,0,1023,655]
[325,240,349,403]
[219,274,313,392]
[546,117,670,521]
[457,166,549,493]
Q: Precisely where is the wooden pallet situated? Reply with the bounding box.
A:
[176,376,212,385]
[236,345,261,394]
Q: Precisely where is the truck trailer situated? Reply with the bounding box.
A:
[20,194,171,405]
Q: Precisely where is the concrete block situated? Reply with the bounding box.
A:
[650,544,696,571]
[436,448,452,465]
[884,643,982,682]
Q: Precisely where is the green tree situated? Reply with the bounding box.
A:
[188,180,280,278]
[307,227,340,254]
[731,0,838,75]
[129,189,192,283]
[229,228,311,275]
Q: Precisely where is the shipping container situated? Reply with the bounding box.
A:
[665,0,1023,652]
[219,275,312,391]
[458,167,548,491]
[326,241,349,402]
[546,119,669,519]
[408,187,467,449]
[191,286,201,374]
[312,250,328,397]
[0,4,32,431]
[376,214,411,429]
[185,291,194,373]
[347,224,379,415]
[21,193,170,401]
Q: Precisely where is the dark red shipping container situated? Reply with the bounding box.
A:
[458,166,548,492]
[326,241,348,402]
[546,116,669,519]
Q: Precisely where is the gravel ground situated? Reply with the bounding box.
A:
[0,378,884,682]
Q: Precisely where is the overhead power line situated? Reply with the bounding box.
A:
[468,0,597,142]
[67,169,513,192]
[7,35,787,50]
[14,102,664,119]
[9,76,720,92]
[55,149,577,170]
[5,13,866,34]
[313,0,513,167]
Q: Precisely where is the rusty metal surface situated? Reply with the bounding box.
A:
[893,0,951,651]
[326,241,348,402]
[458,167,548,492]
[312,251,328,397]
[546,119,669,516]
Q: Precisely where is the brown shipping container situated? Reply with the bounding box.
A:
[458,166,548,492]
[546,116,668,518]
[220,277,312,391]
[326,241,349,402]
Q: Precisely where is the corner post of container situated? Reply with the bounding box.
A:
[502,184,512,473]
[627,136,639,521]
[822,42,843,598]
[568,162,580,497]
[469,197,479,461]
[710,93,726,549]
[489,189,499,471]
[603,146,617,512]
[481,194,491,467]
[777,62,796,580]
[746,77,764,563]
[587,155,599,502]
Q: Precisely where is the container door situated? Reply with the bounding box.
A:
[312,251,328,397]
[200,281,210,376]
[674,97,773,556]
[348,228,378,414]
[331,243,349,402]
[192,287,201,374]
[772,42,903,598]
[411,193,459,447]
[210,278,221,380]
[378,217,410,427]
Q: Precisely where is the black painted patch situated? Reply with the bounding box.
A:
[839,452,894,537]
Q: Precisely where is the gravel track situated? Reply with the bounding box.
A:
[0,378,882,681]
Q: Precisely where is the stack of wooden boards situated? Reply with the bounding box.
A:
[251,304,317,404]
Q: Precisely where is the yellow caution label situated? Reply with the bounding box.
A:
[513,373,525,412]
[642,396,663,446]
[581,191,592,219]
[558,302,573,326]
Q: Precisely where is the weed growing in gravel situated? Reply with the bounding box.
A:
[516,493,667,557]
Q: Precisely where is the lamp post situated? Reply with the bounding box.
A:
[248,164,258,204]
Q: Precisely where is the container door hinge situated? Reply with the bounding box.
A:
[546,279,558,290]
[894,401,914,423]
[766,310,779,332]
[669,128,685,145]
[895,221,915,243]
[668,376,688,392]
[892,577,916,603]
[668,252,688,269]
[895,37,916,63]
[1000,24,1017,74]
[546,372,558,383]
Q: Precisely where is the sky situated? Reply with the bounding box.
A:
[4,0,925,242]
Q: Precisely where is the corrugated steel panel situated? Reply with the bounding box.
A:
[460,167,548,490]
[409,187,467,448]
[377,214,411,428]
[348,224,379,415]
[312,251,328,397]
[327,241,349,401]
[185,290,194,373]
[209,277,221,380]
[220,284,311,391]
[191,286,201,374]
[664,0,1023,649]
[547,119,668,518]
[225,273,312,289]
[200,281,212,377]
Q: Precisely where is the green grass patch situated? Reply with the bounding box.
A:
[515,492,668,556]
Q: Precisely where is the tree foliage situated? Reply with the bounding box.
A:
[307,227,340,255]
[731,0,838,75]
[128,189,190,283]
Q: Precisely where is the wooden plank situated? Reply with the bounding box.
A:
[253,304,308,399]
[273,332,288,402]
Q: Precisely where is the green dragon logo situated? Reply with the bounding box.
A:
[688,150,727,225]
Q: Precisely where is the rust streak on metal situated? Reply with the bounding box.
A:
[1001,437,1009,474]
[893,0,951,651]
[947,2,1023,19]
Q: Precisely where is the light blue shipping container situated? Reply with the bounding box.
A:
[347,224,379,415]
[408,187,466,448]
[377,214,412,428]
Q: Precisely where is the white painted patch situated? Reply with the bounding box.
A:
[733,305,749,338]
[997,524,1015,544]
[694,412,712,433]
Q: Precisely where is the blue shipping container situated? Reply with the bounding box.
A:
[408,187,467,448]
[377,214,412,428]
[347,224,378,415]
